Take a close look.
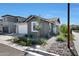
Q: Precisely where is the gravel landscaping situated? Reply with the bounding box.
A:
[46,41,72,56]
[40,38,78,56]
[47,41,78,56]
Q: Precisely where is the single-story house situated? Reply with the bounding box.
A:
[0,15,60,38]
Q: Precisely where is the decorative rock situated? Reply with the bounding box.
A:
[40,39,77,56]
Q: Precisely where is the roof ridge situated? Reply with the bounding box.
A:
[2,14,26,18]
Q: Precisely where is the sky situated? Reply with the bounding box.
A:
[0,3,79,25]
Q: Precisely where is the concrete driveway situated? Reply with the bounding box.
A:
[0,35,14,41]
[72,31,79,55]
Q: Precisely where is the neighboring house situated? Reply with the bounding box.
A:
[0,15,26,34]
[0,19,3,33]
[0,14,60,38]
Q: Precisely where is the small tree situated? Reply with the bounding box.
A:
[60,24,68,35]
[59,24,74,41]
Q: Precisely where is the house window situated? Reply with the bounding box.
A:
[53,25,57,34]
[31,21,39,32]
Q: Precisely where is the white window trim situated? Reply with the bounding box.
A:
[31,21,39,32]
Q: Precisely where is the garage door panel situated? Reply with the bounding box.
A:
[18,24,28,34]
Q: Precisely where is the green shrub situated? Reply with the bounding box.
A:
[36,39,47,45]
[12,37,47,46]
[26,38,32,46]
[60,24,68,34]
[56,34,65,42]
[18,37,32,46]
[31,38,47,45]
[18,40,26,46]
[12,37,31,46]
[19,37,27,42]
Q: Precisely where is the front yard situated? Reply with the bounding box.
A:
[0,33,78,56]
[0,24,78,56]
[41,24,78,56]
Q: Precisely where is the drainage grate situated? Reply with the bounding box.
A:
[26,49,54,56]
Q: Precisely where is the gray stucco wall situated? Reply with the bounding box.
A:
[27,18,50,38]
[40,20,50,37]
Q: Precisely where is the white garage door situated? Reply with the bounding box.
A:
[18,24,28,34]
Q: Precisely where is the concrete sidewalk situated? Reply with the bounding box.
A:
[72,31,79,55]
